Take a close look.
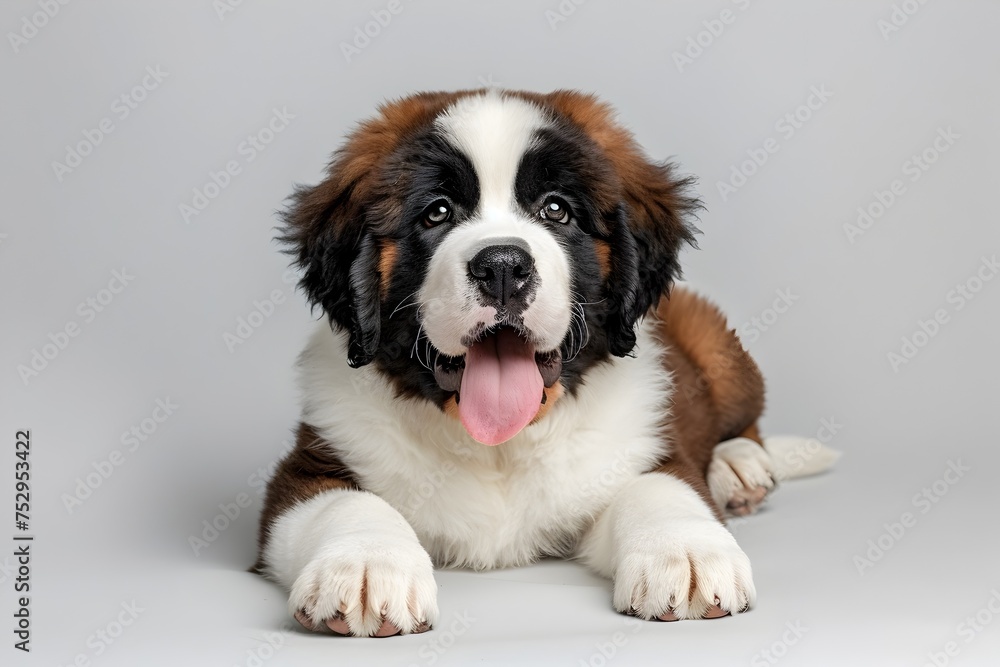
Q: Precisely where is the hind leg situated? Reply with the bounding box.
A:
[655,290,775,517]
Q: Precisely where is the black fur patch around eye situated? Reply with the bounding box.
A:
[507,122,624,394]
[514,123,616,236]
[367,126,484,403]
[376,130,481,237]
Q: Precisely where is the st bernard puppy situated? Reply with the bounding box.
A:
[253,89,836,637]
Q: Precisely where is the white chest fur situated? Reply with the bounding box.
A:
[297,321,672,570]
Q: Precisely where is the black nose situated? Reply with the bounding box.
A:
[468,244,536,310]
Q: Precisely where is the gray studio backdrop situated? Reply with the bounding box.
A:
[2,1,999,665]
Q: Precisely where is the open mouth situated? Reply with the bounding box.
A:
[432,326,562,446]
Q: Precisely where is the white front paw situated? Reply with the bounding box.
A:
[289,535,439,637]
[614,517,756,620]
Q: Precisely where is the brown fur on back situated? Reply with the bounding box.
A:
[652,288,766,515]
[658,287,765,442]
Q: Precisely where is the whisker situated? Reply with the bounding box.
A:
[412,325,434,372]
[390,290,421,320]
[569,289,605,309]
[578,303,591,350]
[411,324,422,360]
[562,299,591,363]
[565,317,575,359]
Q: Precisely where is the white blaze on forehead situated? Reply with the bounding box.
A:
[436,92,548,211]
[420,91,570,359]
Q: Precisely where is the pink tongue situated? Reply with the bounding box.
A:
[459,328,543,445]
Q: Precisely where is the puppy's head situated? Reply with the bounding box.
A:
[283,90,699,445]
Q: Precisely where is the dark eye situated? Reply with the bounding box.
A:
[423,200,452,228]
[540,196,571,224]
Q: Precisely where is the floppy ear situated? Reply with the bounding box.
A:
[280,168,382,368]
[606,159,701,357]
[603,205,642,357]
[604,159,700,356]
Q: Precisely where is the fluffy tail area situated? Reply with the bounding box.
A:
[764,435,841,481]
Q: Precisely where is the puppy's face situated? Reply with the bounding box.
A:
[283,90,698,445]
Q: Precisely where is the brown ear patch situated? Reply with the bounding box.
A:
[379,240,398,299]
[284,89,484,248]
[329,90,481,206]
[513,89,700,234]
